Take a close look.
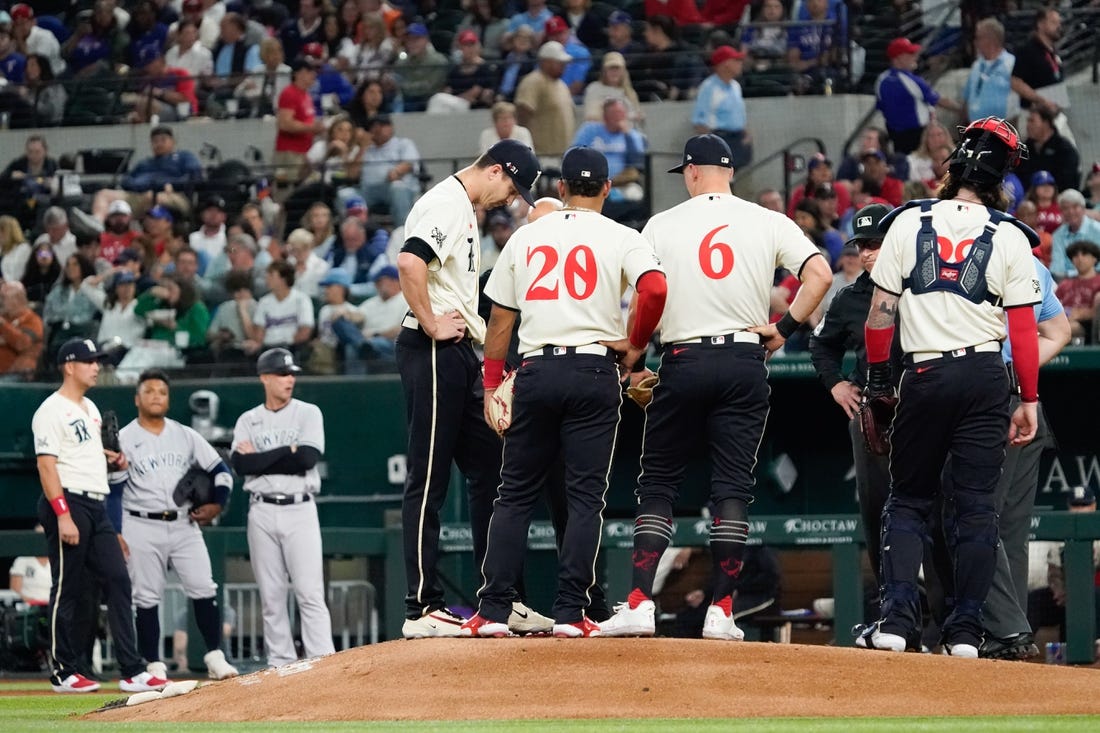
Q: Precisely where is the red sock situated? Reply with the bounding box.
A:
[714,595,733,616]
[628,588,650,609]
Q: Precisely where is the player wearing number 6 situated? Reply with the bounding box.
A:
[600,134,831,639]
[462,147,667,638]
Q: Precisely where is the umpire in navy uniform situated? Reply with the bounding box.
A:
[809,204,902,581]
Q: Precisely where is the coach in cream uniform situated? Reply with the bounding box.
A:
[231,347,334,667]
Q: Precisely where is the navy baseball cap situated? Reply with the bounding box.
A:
[561,146,609,182]
[373,264,400,281]
[1067,485,1096,508]
[668,134,733,173]
[1030,170,1056,187]
[57,338,107,366]
[146,205,174,222]
[257,347,301,375]
[486,139,540,206]
[114,249,142,265]
[608,10,631,25]
[407,22,429,37]
[113,270,137,285]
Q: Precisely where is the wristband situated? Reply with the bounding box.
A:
[776,312,800,339]
[50,496,70,516]
[483,357,505,391]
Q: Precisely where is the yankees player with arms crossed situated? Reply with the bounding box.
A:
[461,146,667,638]
[231,348,335,666]
[600,134,831,640]
[397,139,547,638]
[32,338,168,694]
[109,369,239,680]
[855,117,1041,657]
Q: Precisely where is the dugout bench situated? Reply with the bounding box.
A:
[0,510,1096,666]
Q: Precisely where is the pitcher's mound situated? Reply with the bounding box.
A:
[94,638,1100,722]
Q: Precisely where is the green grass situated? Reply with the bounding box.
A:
[0,694,1098,733]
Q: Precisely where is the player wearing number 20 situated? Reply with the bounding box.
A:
[601,134,832,640]
[463,147,667,638]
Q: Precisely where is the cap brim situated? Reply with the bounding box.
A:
[263,366,302,375]
[667,162,687,174]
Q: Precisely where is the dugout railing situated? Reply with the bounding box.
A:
[1,511,1096,667]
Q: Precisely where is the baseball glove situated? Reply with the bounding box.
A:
[487,370,517,436]
[101,410,120,453]
[173,467,215,508]
[626,374,659,408]
[859,395,899,456]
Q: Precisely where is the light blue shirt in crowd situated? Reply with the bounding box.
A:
[1050,216,1100,279]
[963,49,1015,121]
[214,43,260,77]
[691,74,747,132]
[1003,257,1060,363]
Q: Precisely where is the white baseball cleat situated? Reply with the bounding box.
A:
[508,601,553,634]
[146,661,168,679]
[204,649,240,679]
[941,642,979,658]
[402,608,467,639]
[702,605,745,641]
[598,600,656,637]
[119,671,170,693]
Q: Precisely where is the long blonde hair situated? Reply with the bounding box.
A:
[0,216,26,256]
[599,53,640,112]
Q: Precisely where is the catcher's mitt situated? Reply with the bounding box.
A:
[626,374,659,408]
[487,370,517,436]
[101,410,120,453]
[859,395,899,456]
[173,467,215,508]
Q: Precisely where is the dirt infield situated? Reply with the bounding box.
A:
[94,639,1100,722]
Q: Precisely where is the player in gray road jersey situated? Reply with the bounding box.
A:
[231,348,335,667]
[108,369,239,680]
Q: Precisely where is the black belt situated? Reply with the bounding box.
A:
[251,493,312,505]
[128,510,180,521]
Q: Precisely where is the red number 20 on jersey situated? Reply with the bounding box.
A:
[525,245,598,300]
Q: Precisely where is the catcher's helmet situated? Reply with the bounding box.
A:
[948,116,1028,187]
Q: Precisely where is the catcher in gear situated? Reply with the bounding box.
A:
[809,204,904,582]
[856,116,1041,657]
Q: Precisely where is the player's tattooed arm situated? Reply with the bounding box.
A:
[866,289,899,330]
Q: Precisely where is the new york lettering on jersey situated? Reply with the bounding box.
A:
[119,420,222,510]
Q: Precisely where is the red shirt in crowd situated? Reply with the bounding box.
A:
[276,84,316,154]
[1035,201,1062,234]
[1055,275,1100,311]
[99,229,138,265]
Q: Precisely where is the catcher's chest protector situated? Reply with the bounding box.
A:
[895,198,1039,307]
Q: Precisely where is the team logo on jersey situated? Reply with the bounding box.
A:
[467,240,476,272]
[1032,278,1040,294]
[430,227,446,249]
[36,436,49,449]
[69,418,91,444]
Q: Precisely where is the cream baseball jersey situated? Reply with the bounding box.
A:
[642,193,819,343]
[116,419,224,513]
[31,392,107,495]
[871,201,1040,354]
[404,176,486,343]
[484,208,662,355]
[232,399,325,495]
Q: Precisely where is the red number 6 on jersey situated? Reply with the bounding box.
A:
[698,225,734,279]
[525,245,598,301]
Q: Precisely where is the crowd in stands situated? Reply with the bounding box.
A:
[1,1,1099,381]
